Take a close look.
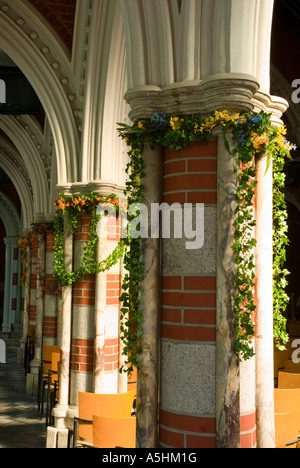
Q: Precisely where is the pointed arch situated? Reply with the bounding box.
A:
[0,138,34,231]
[0,1,80,183]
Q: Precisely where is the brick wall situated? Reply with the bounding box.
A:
[28,0,77,52]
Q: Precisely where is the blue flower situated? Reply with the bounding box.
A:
[151,111,166,127]
[237,129,246,146]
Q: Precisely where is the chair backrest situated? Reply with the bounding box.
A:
[275,412,300,448]
[278,371,300,389]
[78,391,135,442]
[92,415,136,448]
[50,352,60,385]
[274,388,300,413]
[28,325,35,344]
[43,345,60,374]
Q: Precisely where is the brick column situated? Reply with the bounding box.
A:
[160,140,217,448]
[70,210,96,405]
[43,230,59,345]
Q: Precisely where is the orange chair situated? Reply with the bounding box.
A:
[45,352,60,427]
[38,344,60,412]
[73,390,135,448]
[274,388,300,414]
[275,412,300,448]
[92,415,136,448]
[278,371,300,389]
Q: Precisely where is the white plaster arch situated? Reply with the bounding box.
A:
[0,1,79,184]
[0,190,21,238]
[0,139,33,232]
[0,115,48,218]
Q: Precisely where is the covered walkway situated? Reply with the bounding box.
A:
[0,346,46,448]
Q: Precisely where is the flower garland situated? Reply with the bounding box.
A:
[118,109,296,363]
[53,193,127,286]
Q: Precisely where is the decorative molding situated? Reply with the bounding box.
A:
[125,74,260,121]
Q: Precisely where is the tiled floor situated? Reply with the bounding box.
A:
[0,347,47,448]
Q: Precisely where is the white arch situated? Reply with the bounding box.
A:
[0,2,79,183]
[0,139,33,231]
[0,115,48,217]
[0,190,21,237]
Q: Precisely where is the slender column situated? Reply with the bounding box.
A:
[118,214,128,393]
[136,144,162,448]
[216,131,240,448]
[94,214,108,393]
[54,211,73,428]
[20,244,31,363]
[255,153,275,448]
[29,234,46,389]
[2,238,12,333]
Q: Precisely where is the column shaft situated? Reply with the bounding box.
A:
[255,153,275,448]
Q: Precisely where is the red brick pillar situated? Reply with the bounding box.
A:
[160,140,217,448]
[29,239,38,327]
[43,230,59,345]
[70,211,96,405]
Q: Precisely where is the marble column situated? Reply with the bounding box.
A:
[255,152,275,448]
[216,130,240,448]
[94,214,108,393]
[54,211,73,427]
[19,245,31,364]
[136,144,162,448]
[29,233,45,394]
[2,238,13,333]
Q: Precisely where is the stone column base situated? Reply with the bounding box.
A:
[26,370,39,397]
[46,426,70,448]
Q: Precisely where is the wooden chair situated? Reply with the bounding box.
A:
[278,371,300,389]
[274,388,300,413]
[92,415,136,448]
[45,352,60,427]
[275,412,300,448]
[73,390,135,448]
[38,344,60,413]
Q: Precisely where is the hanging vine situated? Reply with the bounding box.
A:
[117,109,295,365]
[18,110,295,372]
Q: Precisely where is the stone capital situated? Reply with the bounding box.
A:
[125,73,288,125]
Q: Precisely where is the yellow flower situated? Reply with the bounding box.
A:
[137,121,143,128]
[251,131,269,150]
[170,116,184,131]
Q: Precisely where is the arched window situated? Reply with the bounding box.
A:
[0,79,6,104]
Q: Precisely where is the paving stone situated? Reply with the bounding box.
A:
[0,347,47,448]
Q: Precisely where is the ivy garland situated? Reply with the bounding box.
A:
[53,193,127,286]
[117,109,296,364]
